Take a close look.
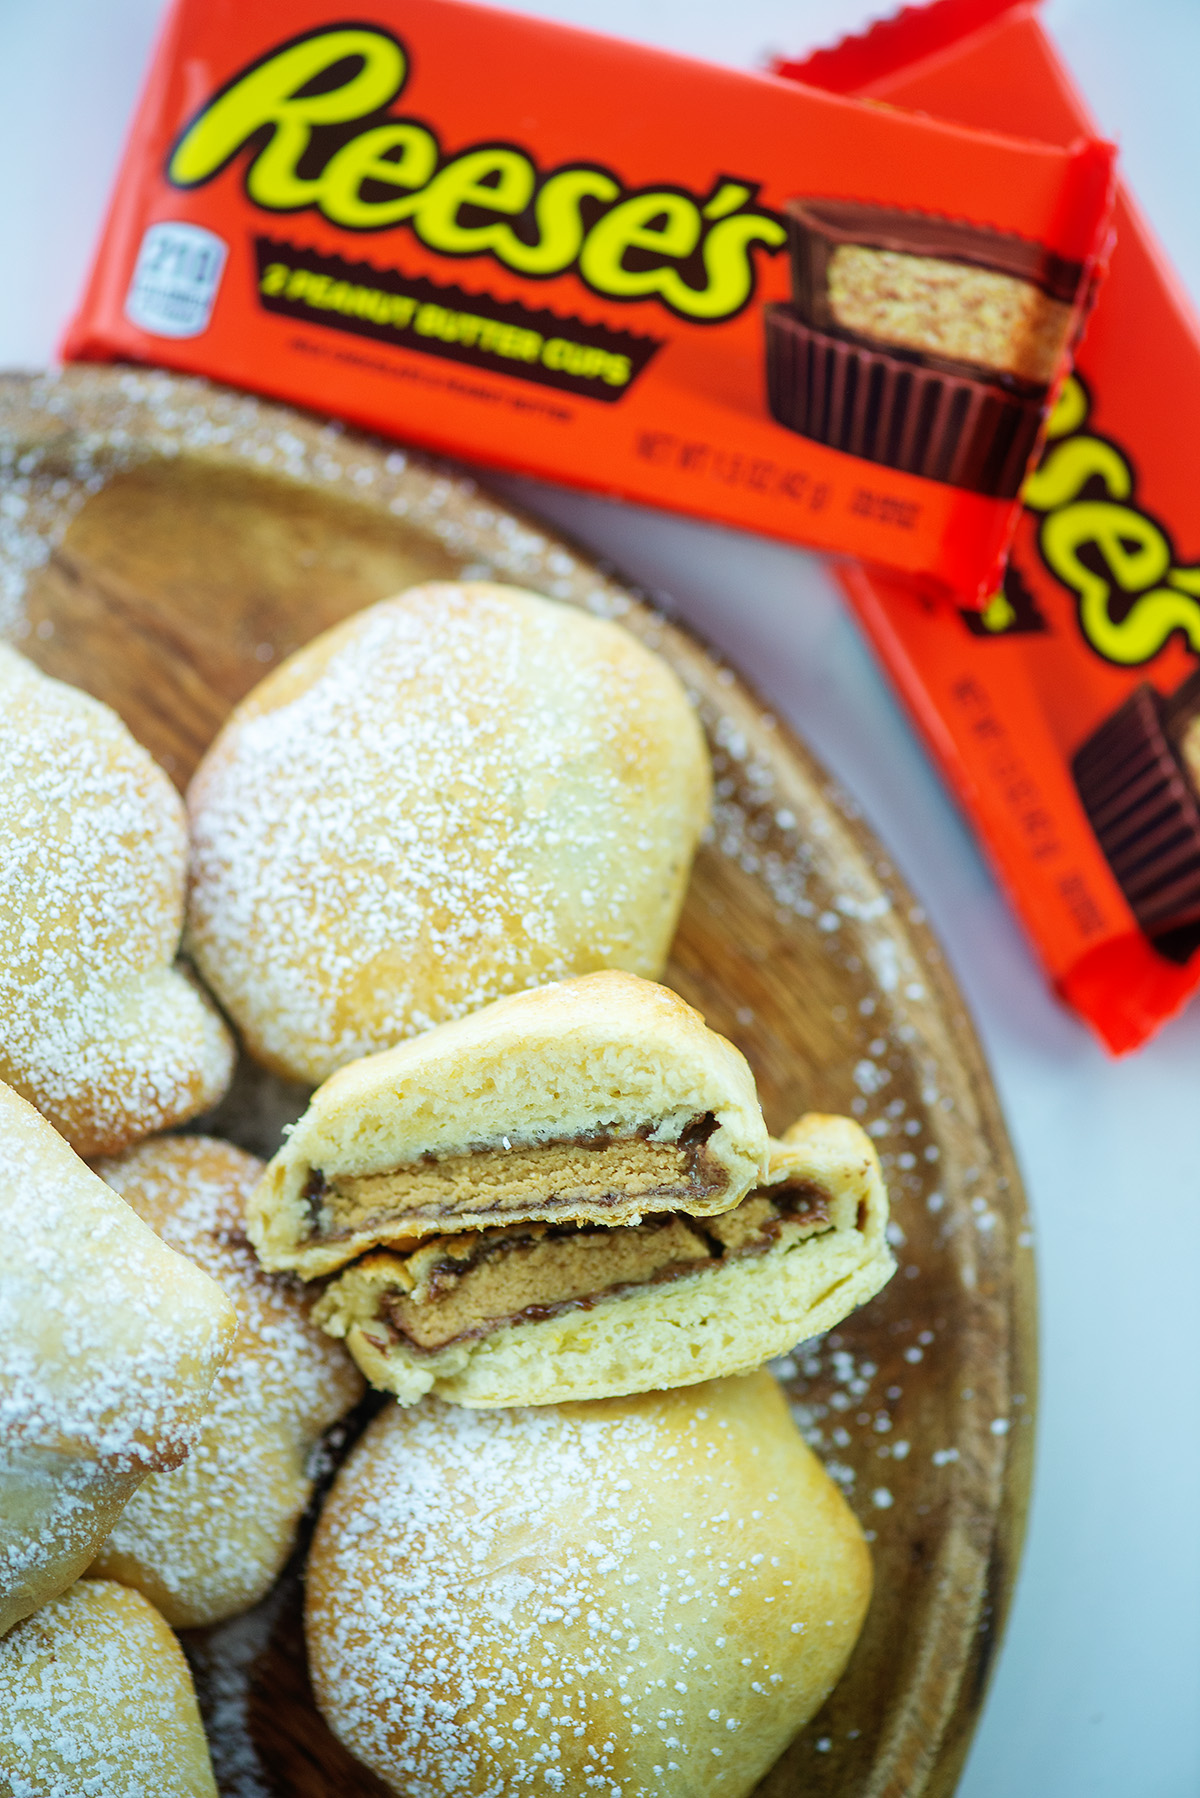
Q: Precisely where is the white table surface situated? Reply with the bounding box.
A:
[2,1,1198,1792]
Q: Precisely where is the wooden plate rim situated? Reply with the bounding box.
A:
[0,364,1036,1798]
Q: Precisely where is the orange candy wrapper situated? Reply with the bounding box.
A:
[776,0,1200,1054]
[62,0,1112,602]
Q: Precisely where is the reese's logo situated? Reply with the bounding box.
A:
[168,25,787,324]
[1023,373,1200,665]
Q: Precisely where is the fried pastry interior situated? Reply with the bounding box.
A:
[314,1112,894,1407]
[322,1159,839,1354]
[249,972,770,1280]
[301,1111,729,1243]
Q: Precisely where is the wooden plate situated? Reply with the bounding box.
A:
[0,366,1034,1798]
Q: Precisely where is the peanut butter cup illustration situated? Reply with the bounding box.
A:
[1073,669,1200,962]
[765,199,1083,496]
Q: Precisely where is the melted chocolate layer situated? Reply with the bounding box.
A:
[369,1181,833,1356]
[303,1114,725,1244]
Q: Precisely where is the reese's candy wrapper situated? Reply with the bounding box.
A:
[776,0,1200,1052]
[61,0,1112,602]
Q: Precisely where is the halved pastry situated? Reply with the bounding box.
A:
[247,972,771,1280]
[313,1111,893,1405]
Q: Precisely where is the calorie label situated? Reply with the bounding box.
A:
[125,222,228,339]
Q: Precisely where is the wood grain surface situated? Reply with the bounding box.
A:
[0,366,1035,1798]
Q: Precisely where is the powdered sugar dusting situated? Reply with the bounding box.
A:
[0,1445,134,1632]
[0,1581,215,1797]
[92,1136,363,1625]
[308,1389,858,1797]
[0,364,1029,1789]
[0,421,112,638]
[187,584,705,1084]
[0,1086,234,1471]
[0,644,232,1153]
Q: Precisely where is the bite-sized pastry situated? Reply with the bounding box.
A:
[248,972,769,1281]
[306,1371,871,1798]
[88,1135,365,1627]
[315,1111,893,1406]
[0,1082,235,1636]
[186,582,711,1087]
[0,643,234,1156]
[0,1579,218,1797]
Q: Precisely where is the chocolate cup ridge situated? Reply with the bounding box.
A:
[763,305,1041,497]
[1072,683,1200,962]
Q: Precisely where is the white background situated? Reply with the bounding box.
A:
[2,1,1198,1792]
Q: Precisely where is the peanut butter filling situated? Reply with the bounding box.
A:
[827,244,1073,385]
[356,1181,833,1354]
[303,1115,725,1242]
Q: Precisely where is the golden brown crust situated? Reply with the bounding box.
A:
[0,1084,236,1634]
[186,582,711,1086]
[0,1081,235,1470]
[0,1449,140,1641]
[88,1135,364,1627]
[306,1373,871,1798]
[0,644,233,1156]
[0,1580,218,1795]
